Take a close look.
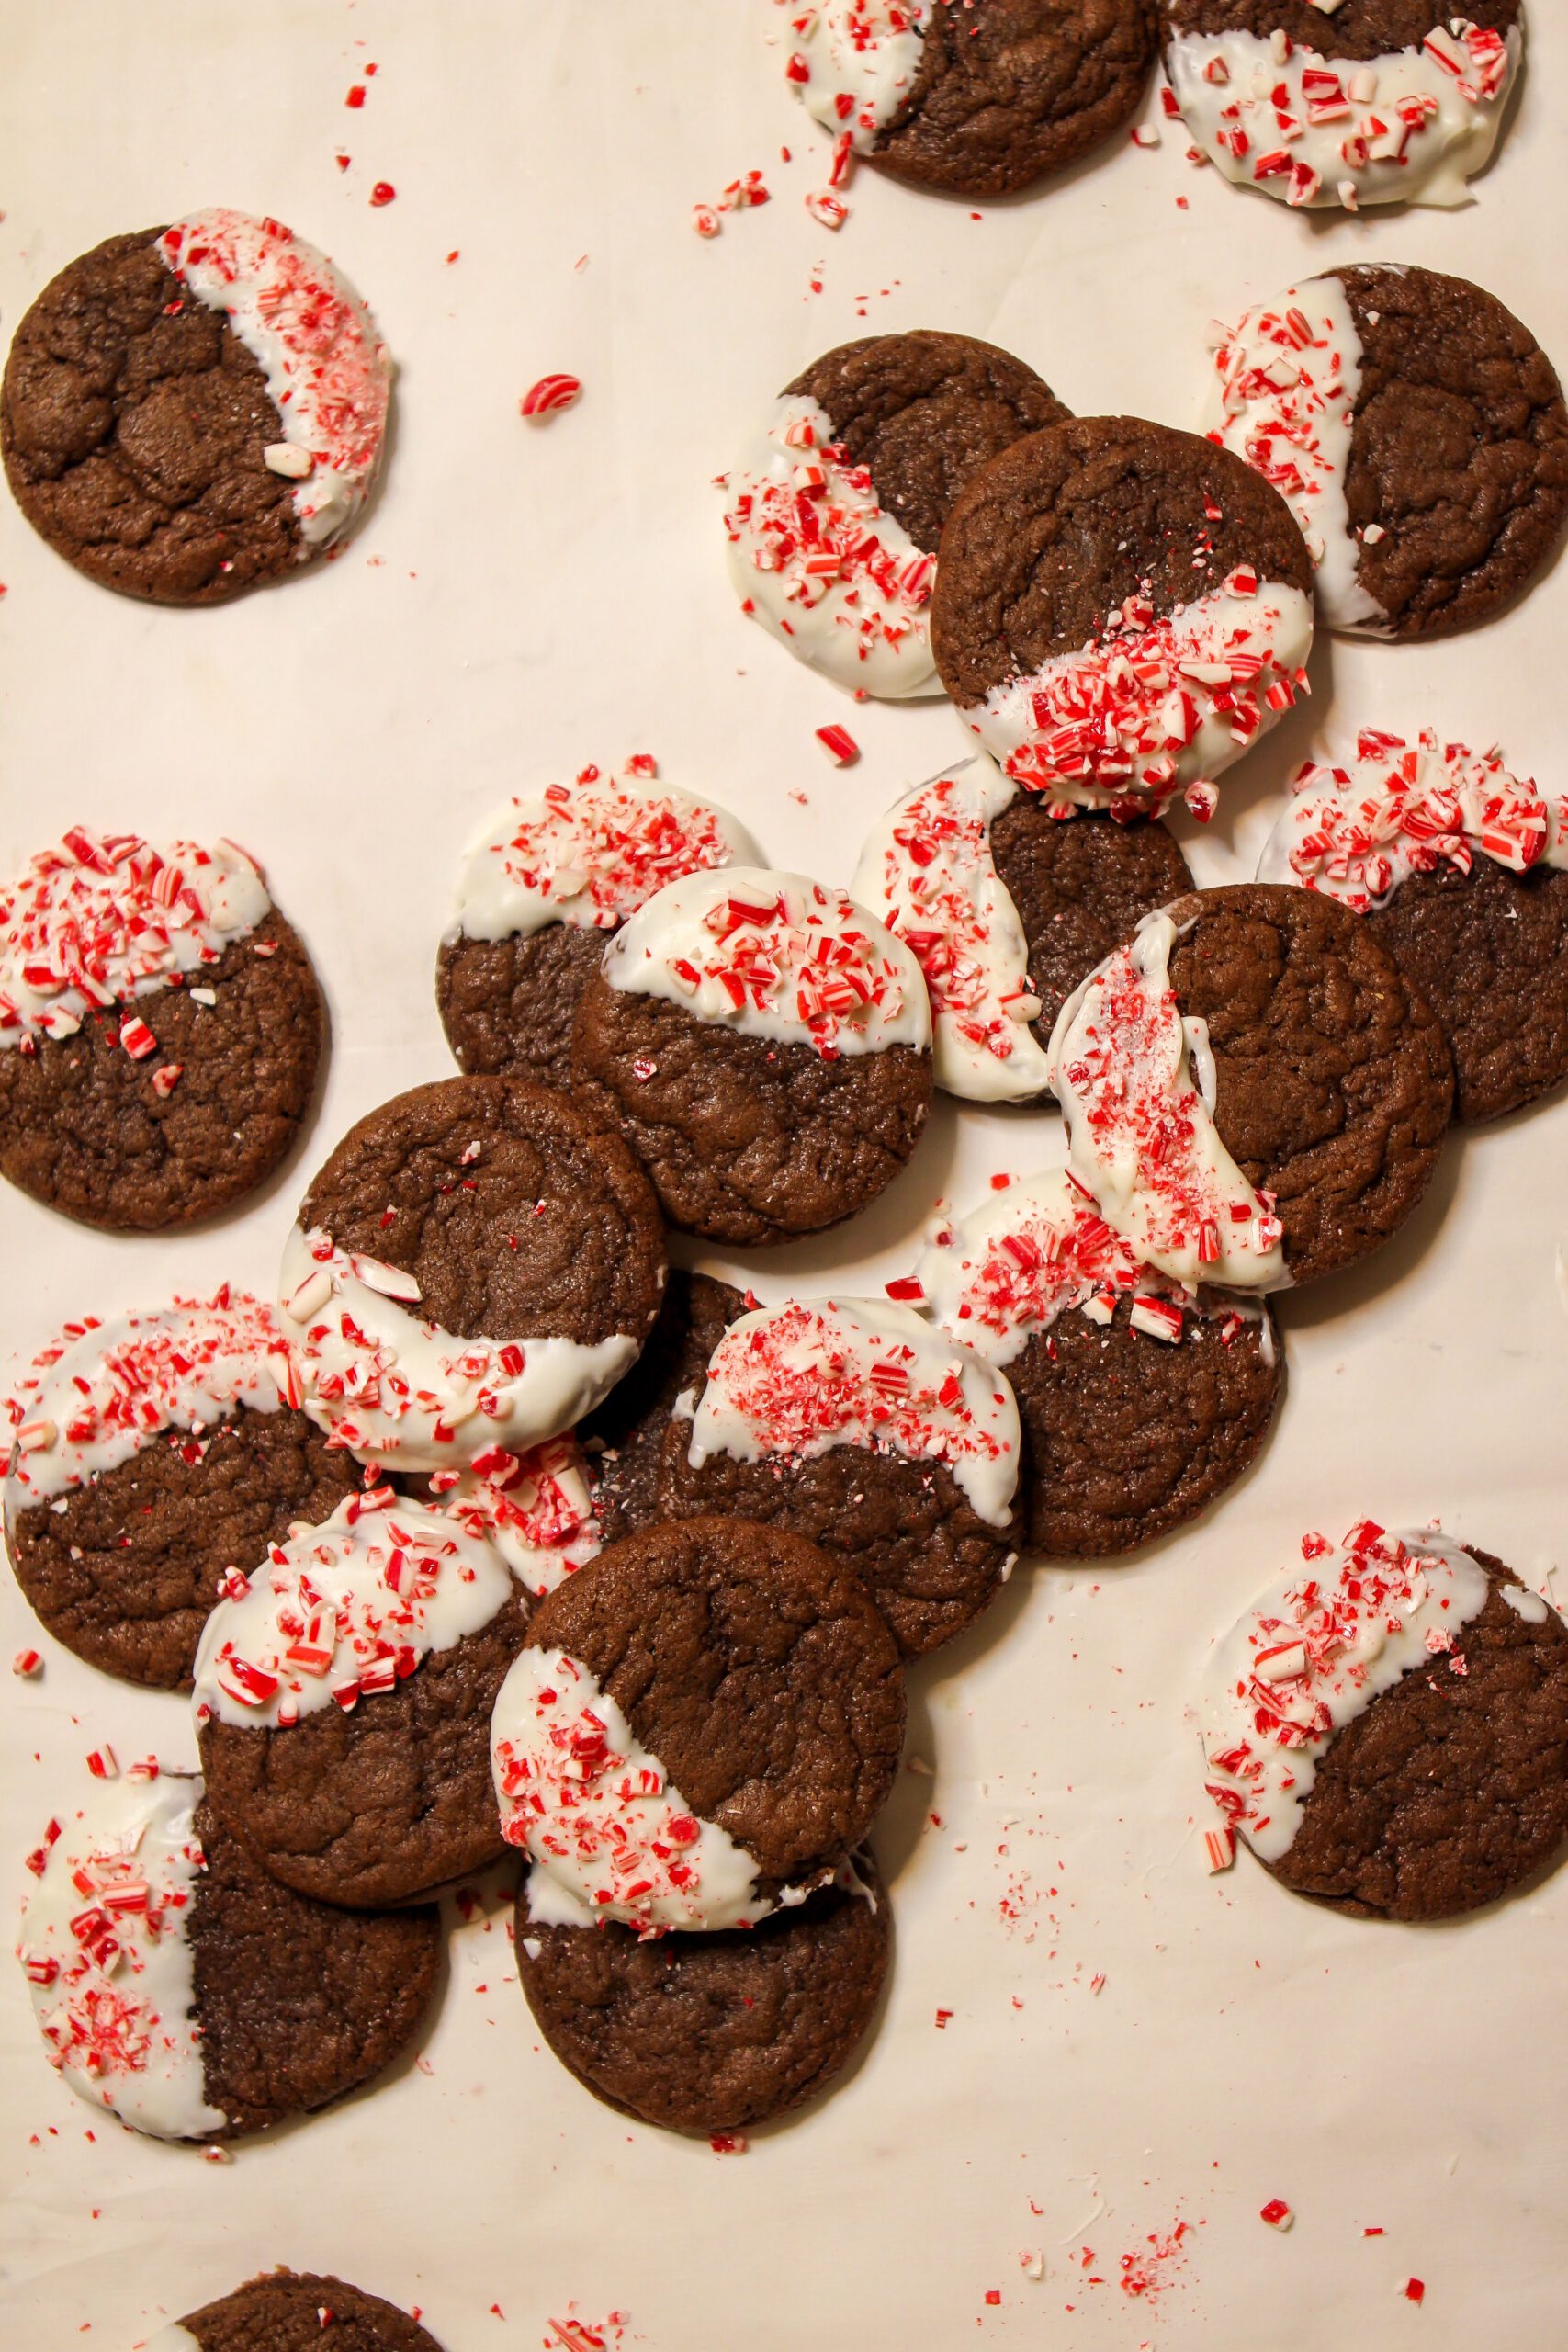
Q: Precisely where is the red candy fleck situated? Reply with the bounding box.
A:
[520,373,582,423]
[369,181,396,207]
[815,723,859,765]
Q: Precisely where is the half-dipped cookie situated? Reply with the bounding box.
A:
[852,753,1193,1101]
[931,417,1314,820]
[724,330,1066,697]
[2,210,389,603]
[0,829,323,1232]
[151,2271,446,2352]
[1201,1521,1568,1919]
[1206,264,1568,638]
[491,1518,905,1933]
[5,1291,360,1689]
[1259,727,1568,1124]
[571,867,933,1245]
[17,1774,438,2140]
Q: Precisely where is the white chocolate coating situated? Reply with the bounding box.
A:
[789,1,931,153]
[158,209,391,550]
[17,1777,223,2142]
[439,1433,602,1600]
[913,1170,1168,1368]
[851,756,1055,1102]
[492,1645,766,1932]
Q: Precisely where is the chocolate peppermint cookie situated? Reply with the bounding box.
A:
[912,1170,1281,1555]
[279,1075,666,1472]
[5,1291,360,1689]
[437,757,760,1091]
[789,1,1158,198]
[515,1854,890,2135]
[571,867,933,1246]
[491,1517,905,1935]
[931,416,1314,821]
[1259,728,1568,1124]
[1163,4,1521,212]
[17,1776,438,2140]
[1202,1521,1568,1920]
[157,2271,445,2352]
[1048,888,1454,1291]
[0,830,322,1233]
[659,1295,1021,1657]
[195,1491,528,1907]
[2,211,389,604]
[1207,264,1568,638]
[725,330,1066,696]
[580,1270,748,1545]
[853,754,1193,1101]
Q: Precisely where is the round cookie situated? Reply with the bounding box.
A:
[2,211,389,604]
[852,753,1193,1101]
[194,1490,528,1907]
[789,1,1158,198]
[659,1295,1021,1657]
[724,330,1067,697]
[571,866,933,1247]
[1162,3,1522,212]
[931,416,1314,820]
[1259,727,1568,1125]
[911,1170,1282,1555]
[278,1075,666,1472]
[0,829,323,1233]
[17,1776,438,2141]
[491,1517,906,1934]
[515,1854,890,2136]
[1201,1523,1568,1920]
[1048,888,1454,1291]
[436,757,760,1091]
[161,2271,445,2352]
[579,1269,749,1545]
[1207,264,1568,639]
[5,1291,361,1689]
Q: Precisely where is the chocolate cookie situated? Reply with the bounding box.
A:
[725,330,1066,698]
[853,753,1193,1099]
[1162,4,1521,211]
[931,416,1314,820]
[0,830,323,1233]
[912,1170,1282,1555]
[167,2271,443,2352]
[17,1778,438,2140]
[279,1075,666,1471]
[195,1491,527,1907]
[1259,728,1568,1125]
[1049,888,1453,1291]
[491,1517,905,1934]
[1202,1524,1568,1920]
[2,211,389,604]
[515,1855,890,2135]
[790,0,1158,197]
[437,758,760,1091]
[5,1292,361,1690]
[571,867,933,1246]
[658,1295,1021,1657]
[1207,264,1568,638]
[580,1270,748,1545]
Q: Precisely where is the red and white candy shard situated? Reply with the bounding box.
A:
[277,1224,638,1473]
[682,1295,1020,1527]
[17,1776,224,2141]
[491,1646,765,1934]
[1204,277,1382,634]
[5,1292,296,1511]
[601,865,932,1062]
[0,831,268,1049]
[723,395,942,698]
[1047,912,1287,1292]
[447,761,761,944]
[157,209,390,551]
[1165,17,1519,214]
[1200,1523,1528,1861]
[439,1433,602,1600]
[851,755,1054,1103]
[1258,728,1567,910]
[786,1,930,155]
[966,569,1314,819]
[191,1489,513,1731]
